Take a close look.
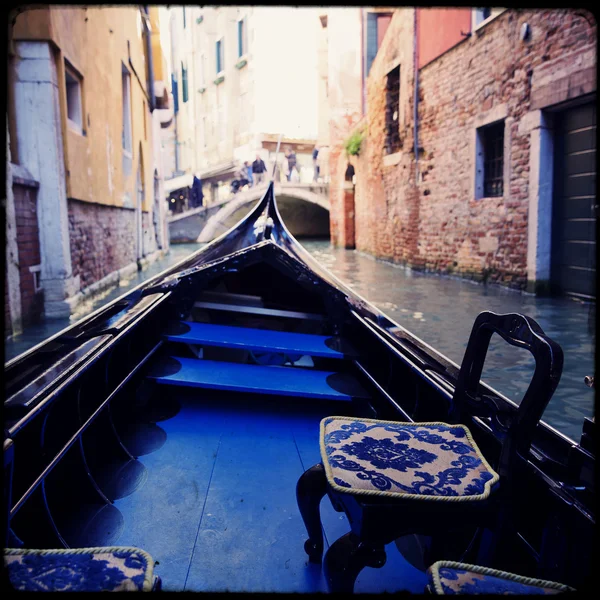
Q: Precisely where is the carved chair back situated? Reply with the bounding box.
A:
[451,312,564,481]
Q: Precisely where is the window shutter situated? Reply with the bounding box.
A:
[366,12,378,76]
[238,20,243,57]
[216,40,221,73]
[172,73,179,114]
[182,65,188,103]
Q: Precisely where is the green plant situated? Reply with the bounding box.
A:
[345,130,364,156]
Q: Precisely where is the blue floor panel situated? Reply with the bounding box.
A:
[111,392,427,593]
[184,429,330,592]
[113,401,222,590]
[165,321,355,359]
[148,357,368,400]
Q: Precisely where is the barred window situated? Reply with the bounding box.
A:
[385,65,400,155]
[482,121,504,197]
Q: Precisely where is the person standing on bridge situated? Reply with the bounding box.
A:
[191,175,204,208]
[285,147,297,182]
[252,153,267,186]
[312,145,320,182]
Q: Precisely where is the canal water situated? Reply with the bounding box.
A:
[5,240,595,443]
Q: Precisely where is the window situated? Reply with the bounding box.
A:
[122,64,132,152]
[172,72,179,114]
[366,12,392,76]
[181,62,189,103]
[474,7,491,26]
[143,100,147,140]
[385,66,400,155]
[202,116,207,148]
[472,8,504,30]
[237,18,247,58]
[476,121,504,198]
[216,38,224,74]
[65,62,83,131]
[182,6,186,28]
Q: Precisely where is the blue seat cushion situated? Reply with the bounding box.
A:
[4,546,157,592]
[426,561,575,594]
[320,417,499,501]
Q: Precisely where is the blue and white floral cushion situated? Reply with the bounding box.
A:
[426,561,575,594]
[4,547,158,592]
[320,417,499,500]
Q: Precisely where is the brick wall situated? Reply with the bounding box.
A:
[68,199,137,291]
[329,115,364,248]
[13,182,44,326]
[350,9,418,264]
[332,8,596,290]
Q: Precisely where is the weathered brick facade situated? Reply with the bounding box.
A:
[329,9,596,291]
[329,113,363,248]
[68,200,137,291]
[13,181,44,326]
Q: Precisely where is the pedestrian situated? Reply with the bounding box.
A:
[191,174,204,208]
[312,145,320,182]
[285,147,297,182]
[244,161,254,187]
[252,153,267,185]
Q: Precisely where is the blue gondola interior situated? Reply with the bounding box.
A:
[4,181,593,593]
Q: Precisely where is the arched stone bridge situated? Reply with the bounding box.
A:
[168,182,330,244]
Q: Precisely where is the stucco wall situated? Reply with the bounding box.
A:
[417,8,472,69]
[13,6,154,211]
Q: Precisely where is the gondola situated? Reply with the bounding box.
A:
[3,179,595,593]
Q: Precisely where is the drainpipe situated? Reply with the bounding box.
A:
[143,6,156,112]
[413,7,419,185]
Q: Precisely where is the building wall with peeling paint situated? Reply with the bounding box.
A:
[8,6,168,319]
[12,6,154,211]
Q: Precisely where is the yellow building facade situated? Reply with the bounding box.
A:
[7,6,171,318]
[12,6,154,210]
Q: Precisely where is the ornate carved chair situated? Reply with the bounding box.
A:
[296,312,564,593]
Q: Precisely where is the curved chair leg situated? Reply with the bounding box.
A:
[296,463,327,563]
[324,532,387,594]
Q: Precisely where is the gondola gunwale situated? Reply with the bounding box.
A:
[4,182,594,492]
[3,181,595,590]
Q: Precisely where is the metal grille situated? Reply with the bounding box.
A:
[483,121,504,197]
[385,66,401,155]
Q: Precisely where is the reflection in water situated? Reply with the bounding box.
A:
[301,240,595,443]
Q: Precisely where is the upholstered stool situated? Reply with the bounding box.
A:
[321,417,499,500]
[3,547,161,592]
[426,561,575,594]
[297,312,565,594]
